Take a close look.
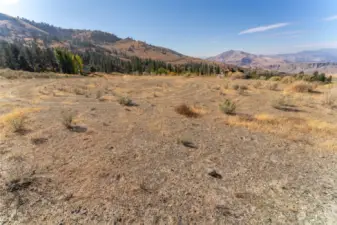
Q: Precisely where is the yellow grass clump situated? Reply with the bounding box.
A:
[281,76,296,84]
[225,113,336,140]
[0,108,40,133]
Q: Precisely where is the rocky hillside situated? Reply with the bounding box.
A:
[275,49,337,63]
[0,13,201,64]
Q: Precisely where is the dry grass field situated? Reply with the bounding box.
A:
[0,70,337,224]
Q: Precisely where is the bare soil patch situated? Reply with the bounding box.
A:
[0,75,336,224]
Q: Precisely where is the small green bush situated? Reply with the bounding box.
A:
[281,76,295,84]
[232,84,239,90]
[219,99,236,114]
[269,76,281,81]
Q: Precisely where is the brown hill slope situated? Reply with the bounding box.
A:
[0,12,202,64]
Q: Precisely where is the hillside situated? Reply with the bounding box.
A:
[207,49,337,74]
[207,50,286,67]
[0,13,201,64]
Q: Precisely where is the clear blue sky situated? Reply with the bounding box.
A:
[1,0,337,56]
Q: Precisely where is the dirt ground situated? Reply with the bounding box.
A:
[0,74,336,224]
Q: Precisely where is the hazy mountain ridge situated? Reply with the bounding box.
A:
[208,49,337,74]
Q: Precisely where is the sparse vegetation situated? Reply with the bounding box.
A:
[219,99,236,114]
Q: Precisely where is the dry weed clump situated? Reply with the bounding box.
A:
[219,99,236,114]
[287,81,315,93]
[175,104,200,118]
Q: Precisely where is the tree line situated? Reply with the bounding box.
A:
[0,41,222,75]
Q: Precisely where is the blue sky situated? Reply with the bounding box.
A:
[1,0,337,56]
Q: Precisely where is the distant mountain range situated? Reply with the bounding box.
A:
[1,12,337,75]
[207,50,337,74]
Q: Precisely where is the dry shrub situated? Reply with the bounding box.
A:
[96,90,103,99]
[219,99,236,114]
[281,76,296,84]
[62,111,76,129]
[177,137,197,148]
[239,85,248,90]
[322,87,334,107]
[2,111,27,133]
[272,95,294,110]
[232,84,240,90]
[175,104,200,118]
[0,108,40,134]
[287,81,315,93]
[118,96,133,106]
[266,82,278,91]
[253,81,262,89]
[223,82,230,89]
[73,88,86,95]
[230,72,245,80]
